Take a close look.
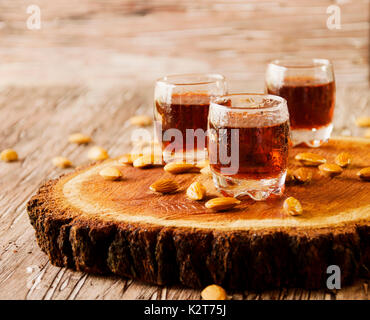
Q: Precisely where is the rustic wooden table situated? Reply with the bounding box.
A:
[0,0,369,300]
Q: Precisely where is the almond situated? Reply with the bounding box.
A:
[130,152,143,162]
[164,162,197,174]
[285,169,295,184]
[68,133,91,144]
[283,197,303,216]
[200,165,212,176]
[149,179,179,194]
[133,154,153,168]
[295,153,326,166]
[99,167,122,181]
[186,182,206,200]
[293,167,313,183]
[318,163,343,177]
[129,115,153,127]
[118,154,133,165]
[196,160,209,169]
[365,129,370,139]
[201,284,227,300]
[52,156,72,168]
[355,116,370,127]
[133,154,162,168]
[357,167,370,181]
[0,149,18,162]
[205,197,241,211]
[335,152,352,168]
[87,146,109,161]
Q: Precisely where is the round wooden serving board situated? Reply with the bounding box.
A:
[27,137,370,290]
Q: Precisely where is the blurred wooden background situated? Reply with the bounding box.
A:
[0,0,369,300]
[0,0,368,87]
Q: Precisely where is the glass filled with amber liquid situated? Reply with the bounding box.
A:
[208,94,290,201]
[265,59,335,147]
[154,74,226,163]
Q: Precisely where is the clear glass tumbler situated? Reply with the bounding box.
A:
[154,73,226,164]
[208,94,290,201]
[265,59,335,147]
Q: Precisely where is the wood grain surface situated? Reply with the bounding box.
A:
[0,0,369,299]
[26,137,370,291]
[40,138,370,230]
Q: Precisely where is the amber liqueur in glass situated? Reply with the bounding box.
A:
[155,92,210,152]
[209,121,289,180]
[267,77,335,130]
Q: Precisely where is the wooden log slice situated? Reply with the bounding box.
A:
[27,137,370,290]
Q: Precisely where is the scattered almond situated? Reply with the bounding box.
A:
[355,116,370,127]
[295,153,326,166]
[87,146,109,161]
[133,154,153,168]
[186,182,206,200]
[68,133,91,144]
[118,154,133,165]
[200,165,212,176]
[149,179,179,194]
[285,169,295,184]
[201,284,227,300]
[357,167,370,181]
[283,197,303,216]
[52,156,72,168]
[334,152,352,168]
[133,154,162,168]
[365,129,370,138]
[205,197,241,211]
[293,167,313,183]
[129,115,153,127]
[0,149,18,162]
[164,162,197,174]
[130,152,144,162]
[99,167,122,181]
[318,163,343,177]
[196,160,209,169]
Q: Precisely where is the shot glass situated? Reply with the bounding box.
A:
[208,94,290,201]
[154,73,226,163]
[265,59,335,147]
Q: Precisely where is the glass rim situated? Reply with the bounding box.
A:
[210,93,287,112]
[156,73,225,86]
[268,58,332,70]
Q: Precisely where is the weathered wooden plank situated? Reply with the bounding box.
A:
[0,87,145,300]
[0,0,368,87]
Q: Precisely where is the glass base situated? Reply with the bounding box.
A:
[211,169,286,201]
[291,123,333,148]
[162,149,207,164]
